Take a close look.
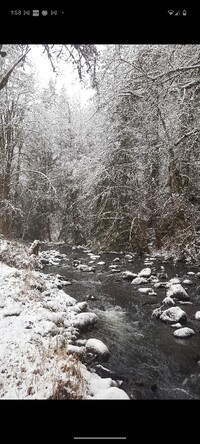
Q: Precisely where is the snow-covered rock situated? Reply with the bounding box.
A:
[151,307,163,319]
[122,271,138,281]
[131,277,148,285]
[43,290,77,312]
[165,277,181,288]
[171,323,182,329]
[67,345,86,356]
[160,307,187,324]
[77,264,95,272]
[187,272,195,276]
[196,272,200,278]
[93,387,130,399]
[54,278,71,287]
[195,311,200,320]
[86,338,110,359]
[182,279,193,285]
[69,301,88,314]
[97,261,105,265]
[162,295,176,305]
[84,372,117,397]
[138,287,154,295]
[138,267,151,278]
[166,284,189,301]
[125,254,133,260]
[88,254,100,260]
[154,282,166,288]
[173,327,195,338]
[113,257,120,262]
[72,312,98,329]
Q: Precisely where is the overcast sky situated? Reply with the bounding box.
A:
[27,45,95,106]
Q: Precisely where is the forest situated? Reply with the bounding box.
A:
[1,44,200,260]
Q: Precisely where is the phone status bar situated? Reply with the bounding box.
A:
[10,10,64,16]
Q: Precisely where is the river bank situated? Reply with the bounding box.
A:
[1,237,200,399]
[0,238,129,399]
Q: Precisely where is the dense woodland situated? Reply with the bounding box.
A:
[1,44,200,259]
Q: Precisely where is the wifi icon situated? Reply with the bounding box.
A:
[168,10,174,15]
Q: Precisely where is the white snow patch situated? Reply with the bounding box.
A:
[93,387,130,399]
[138,287,154,295]
[195,311,200,320]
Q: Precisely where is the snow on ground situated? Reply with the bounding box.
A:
[0,239,129,399]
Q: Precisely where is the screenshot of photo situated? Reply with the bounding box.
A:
[0,6,199,442]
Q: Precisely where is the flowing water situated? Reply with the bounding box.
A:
[41,244,200,399]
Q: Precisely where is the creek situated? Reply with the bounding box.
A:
[41,244,200,399]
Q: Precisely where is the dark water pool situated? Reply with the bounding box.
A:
[41,244,200,399]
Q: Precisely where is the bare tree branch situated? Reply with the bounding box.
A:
[0,48,31,91]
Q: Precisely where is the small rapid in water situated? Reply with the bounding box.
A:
[41,244,200,399]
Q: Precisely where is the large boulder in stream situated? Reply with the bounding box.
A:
[166,284,190,301]
[86,338,110,360]
[160,306,187,324]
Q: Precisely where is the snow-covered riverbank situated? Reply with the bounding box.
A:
[0,239,129,399]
